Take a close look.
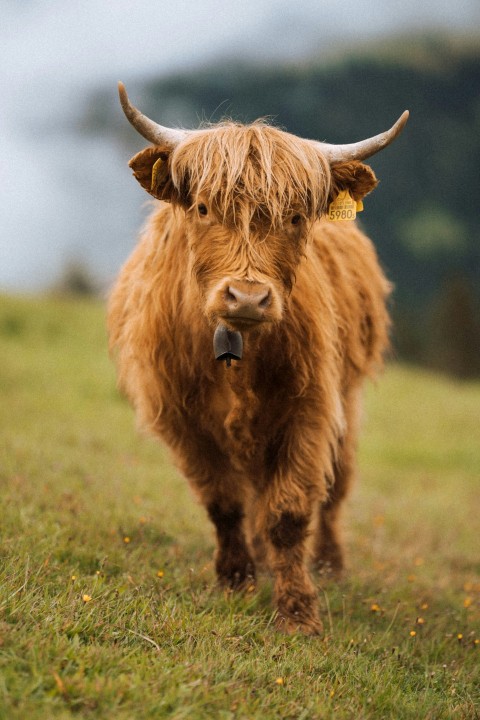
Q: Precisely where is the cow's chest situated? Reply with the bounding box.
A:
[200,368,266,471]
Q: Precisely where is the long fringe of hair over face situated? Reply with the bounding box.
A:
[170,122,332,229]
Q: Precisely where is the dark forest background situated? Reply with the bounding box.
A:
[85,34,480,378]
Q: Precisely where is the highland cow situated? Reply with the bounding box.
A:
[108,82,408,635]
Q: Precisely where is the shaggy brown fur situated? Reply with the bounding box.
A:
[108,121,391,635]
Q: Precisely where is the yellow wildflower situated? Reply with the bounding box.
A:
[82,594,92,603]
[275,677,284,686]
[410,630,416,637]
[463,597,473,608]
[157,570,164,578]
[52,671,67,696]
[123,536,131,544]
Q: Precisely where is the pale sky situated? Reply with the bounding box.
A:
[2,0,479,89]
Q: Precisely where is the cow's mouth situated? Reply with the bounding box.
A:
[222,315,263,329]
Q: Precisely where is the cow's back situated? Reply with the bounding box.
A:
[305,219,391,381]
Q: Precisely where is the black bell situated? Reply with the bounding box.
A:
[213,324,243,367]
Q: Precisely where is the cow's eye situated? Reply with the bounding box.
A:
[198,203,208,216]
[291,214,301,226]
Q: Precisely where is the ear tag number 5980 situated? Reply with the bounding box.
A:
[328,191,363,221]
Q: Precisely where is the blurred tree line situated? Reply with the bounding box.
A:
[92,34,480,378]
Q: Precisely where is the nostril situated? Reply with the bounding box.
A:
[225,286,238,304]
[258,291,271,309]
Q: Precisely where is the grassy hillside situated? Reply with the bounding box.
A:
[0,294,478,719]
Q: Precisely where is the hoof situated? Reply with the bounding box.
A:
[275,612,323,636]
[314,544,345,578]
[315,557,344,580]
[274,591,323,636]
[216,556,256,591]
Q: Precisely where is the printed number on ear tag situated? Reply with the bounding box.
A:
[327,191,363,221]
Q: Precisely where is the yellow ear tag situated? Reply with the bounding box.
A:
[327,190,359,221]
[151,157,164,191]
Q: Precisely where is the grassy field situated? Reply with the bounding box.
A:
[0,293,478,719]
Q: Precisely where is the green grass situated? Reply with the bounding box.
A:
[0,294,478,719]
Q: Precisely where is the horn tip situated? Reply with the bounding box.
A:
[397,109,410,129]
[118,81,127,101]
[388,110,409,143]
[117,82,132,118]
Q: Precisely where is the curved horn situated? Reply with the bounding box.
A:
[310,110,409,164]
[118,81,192,147]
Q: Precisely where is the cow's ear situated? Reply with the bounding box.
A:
[328,161,378,205]
[128,146,187,203]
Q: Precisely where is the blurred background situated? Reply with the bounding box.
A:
[1,0,479,377]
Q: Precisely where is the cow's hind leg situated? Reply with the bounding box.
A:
[314,452,351,576]
[314,388,360,576]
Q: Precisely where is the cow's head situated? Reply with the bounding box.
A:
[119,82,408,334]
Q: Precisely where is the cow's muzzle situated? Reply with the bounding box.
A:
[220,280,273,328]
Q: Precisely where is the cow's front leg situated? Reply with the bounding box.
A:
[267,508,322,635]
[255,474,323,635]
[173,430,256,590]
[258,407,334,635]
[207,499,255,590]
